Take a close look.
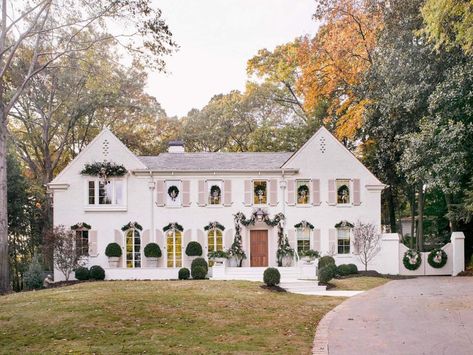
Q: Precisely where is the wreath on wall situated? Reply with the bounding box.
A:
[71,222,91,230]
[294,220,314,230]
[427,249,448,269]
[121,221,143,232]
[403,249,422,270]
[80,162,127,181]
[163,222,184,233]
[168,185,180,201]
[204,221,225,231]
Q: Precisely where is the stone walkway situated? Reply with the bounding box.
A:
[314,277,473,355]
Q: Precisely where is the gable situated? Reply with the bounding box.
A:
[50,128,146,184]
[282,126,384,185]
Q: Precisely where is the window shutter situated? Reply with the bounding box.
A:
[114,230,123,247]
[287,180,295,206]
[328,180,336,205]
[287,229,297,250]
[312,179,321,206]
[311,229,321,252]
[142,230,150,246]
[183,230,192,252]
[156,180,165,207]
[224,229,234,249]
[182,180,191,207]
[244,180,252,206]
[329,228,337,255]
[198,180,207,206]
[155,229,165,267]
[197,229,206,251]
[88,230,98,256]
[223,180,232,206]
[353,178,361,206]
[269,179,278,206]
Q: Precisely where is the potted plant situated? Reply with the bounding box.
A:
[300,249,320,263]
[144,243,162,267]
[185,241,203,262]
[208,250,228,265]
[105,242,122,267]
[277,244,295,267]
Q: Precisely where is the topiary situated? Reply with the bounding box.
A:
[318,255,335,270]
[318,264,336,284]
[191,257,208,273]
[89,265,105,280]
[75,266,90,281]
[403,249,421,270]
[178,268,190,280]
[144,243,162,258]
[336,264,352,276]
[24,254,44,290]
[185,241,203,257]
[191,266,207,280]
[347,264,358,274]
[263,267,281,286]
[427,249,448,269]
[105,243,122,257]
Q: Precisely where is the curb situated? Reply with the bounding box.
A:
[312,305,339,354]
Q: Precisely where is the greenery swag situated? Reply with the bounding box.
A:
[403,249,422,270]
[163,222,184,233]
[204,221,225,231]
[229,214,247,266]
[71,222,91,230]
[80,161,127,179]
[234,210,285,227]
[294,220,314,230]
[121,221,143,231]
[334,220,354,228]
[427,249,448,268]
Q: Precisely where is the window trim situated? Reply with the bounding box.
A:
[84,177,127,211]
[125,228,141,268]
[165,179,183,208]
[252,179,268,206]
[207,228,224,252]
[296,179,311,206]
[207,179,223,206]
[336,178,352,205]
[337,227,351,254]
[296,227,311,254]
[166,229,183,268]
[75,228,89,257]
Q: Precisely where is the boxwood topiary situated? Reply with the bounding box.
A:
[336,264,352,276]
[178,267,190,280]
[75,266,90,281]
[191,257,208,273]
[191,266,207,280]
[105,242,122,257]
[89,265,105,280]
[185,241,203,257]
[144,243,162,258]
[318,255,335,270]
[347,263,358,274]
[263,267,281,286]
[318,264,336,284]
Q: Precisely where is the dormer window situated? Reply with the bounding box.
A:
[336,179,350,204]
[253,180,267,205]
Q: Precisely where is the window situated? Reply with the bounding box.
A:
[253,180,267,204]
[208,180,222,205]
[208,229,223,252]
[336,179,350,204]
[167,230,182,268]
[75,230,89,256]
[126,229,141,268]
[337,228,350,254]
[166,180,182,207]
[296,228,310,254]
[87,179,125,206]
[296,180,310,205]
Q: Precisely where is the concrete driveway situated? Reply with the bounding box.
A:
[326,277,473,355]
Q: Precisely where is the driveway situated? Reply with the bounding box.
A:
[326,277,473,355]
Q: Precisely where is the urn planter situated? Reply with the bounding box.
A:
[147,257,159,267]
[108,257,120,268]
[282,256,293,267]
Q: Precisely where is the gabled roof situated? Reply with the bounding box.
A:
[138,152,294,171]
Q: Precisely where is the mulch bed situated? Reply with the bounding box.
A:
[260,285,287,292]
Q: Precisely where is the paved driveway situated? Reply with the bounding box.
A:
[327,277,473,355]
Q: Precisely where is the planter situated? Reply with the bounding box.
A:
[146,257,159,267]
[301,256,315,264]
[211,257,227,265]
[108,257,120,268]
[282,256,293,267]
[228,257,238,267]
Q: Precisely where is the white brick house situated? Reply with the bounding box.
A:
[49,126,387,281]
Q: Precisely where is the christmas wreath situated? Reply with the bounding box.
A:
[210,185,221,197]
[427,249,448,269]
[403,249,422,270]
[168,185,180,201]
[297,184,309,195]
[254,183,266,196]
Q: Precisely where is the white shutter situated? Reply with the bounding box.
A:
[287,180,295,206]
[142,230,150,246]
[223,180,232,206]
[353,179,361,206]
[155,229,165,267]
[198,180,206,206]
[311,229,321,252]
[114,230,123,246]
[183,230,192,253]
[269,179,278,206]
[88,230,98,257]
[312,179,321,206]
[329,229,337,255]
[156,180,165,207]
[224,229,234,249]
[287,229,297,250]
[244,180,252,206]
[328,180,336,205]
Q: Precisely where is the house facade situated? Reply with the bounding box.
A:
[49,127,386,281]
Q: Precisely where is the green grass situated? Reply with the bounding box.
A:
[0,281,343,354]
[330,276,391,291]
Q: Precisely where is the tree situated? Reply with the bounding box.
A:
[46,226,83,281]
[352,221,381,271]
[0,0,176,292]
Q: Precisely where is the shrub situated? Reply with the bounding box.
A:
[191,266,207,280]
[24,254,44,290]
[185,241,203,257]
[318,264,336,284]
[263,267,281,286]
[144,243,162,258]
[336,264,352,276]
[75,266,90,281]
[178,268,190,280]
[191,257,208,273]
[89,265,105,280]
[208,250,228,259]
[300,249,320,259]
[318,255,335,269]
[348,264,358,274]
[105,243,122,257]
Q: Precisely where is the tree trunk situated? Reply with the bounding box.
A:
[0,107,10,293]
[417,183,425,251]
[444,193,458,232]
[409,188,416,249]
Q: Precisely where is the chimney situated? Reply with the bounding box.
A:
[168,140,185,153]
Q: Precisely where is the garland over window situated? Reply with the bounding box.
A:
[71,222,91,230]
[163,222,184,233]
[335,220,354,228]
[204,221,225,231]
[80,161,127,179]
[121,221,143,232]
[234,209,285,227]
[294,221,314,230]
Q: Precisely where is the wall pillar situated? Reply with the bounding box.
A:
[451,232,465,276]
[376,233,400,275]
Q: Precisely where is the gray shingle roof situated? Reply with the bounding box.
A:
[138,152,294,171]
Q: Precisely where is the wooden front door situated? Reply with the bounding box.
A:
[250,230,268,267]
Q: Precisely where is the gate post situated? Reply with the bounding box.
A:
[451,232,465,276]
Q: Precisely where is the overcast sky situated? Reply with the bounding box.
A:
[147,0,319,117]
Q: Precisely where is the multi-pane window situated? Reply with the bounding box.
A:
[208,181,222,205]
[126,229,141,268]
[208,229,223,252]
[337,228,350,254]
[296,228,310,254]
[296,180,310,205]
[167,230,182,268]
[87,180,125,206]
[336,179,350,204]
[76,230,89,256]
[253,180,267,204]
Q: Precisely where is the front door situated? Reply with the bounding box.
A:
[250,230,268,267]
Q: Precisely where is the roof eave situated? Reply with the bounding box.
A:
[132,168,299,176]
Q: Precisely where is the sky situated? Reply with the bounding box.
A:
[148,0,319,117]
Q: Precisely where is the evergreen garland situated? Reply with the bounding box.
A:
[71,222,91,230]
[234,210,285,227]
[163,222,184,232]
[427,249,448,269]
[121,221,143,231]
[334,220,355,228]
[229,215,247,266]
[80,161,127,178]
[294,220,315,230]
[204,221,225,231]
[403,249,422,270]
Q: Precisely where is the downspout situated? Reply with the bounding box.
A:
[148,172,155,242]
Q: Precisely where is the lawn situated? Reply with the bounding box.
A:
[330,276,391,291]
[0,281,343,354]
